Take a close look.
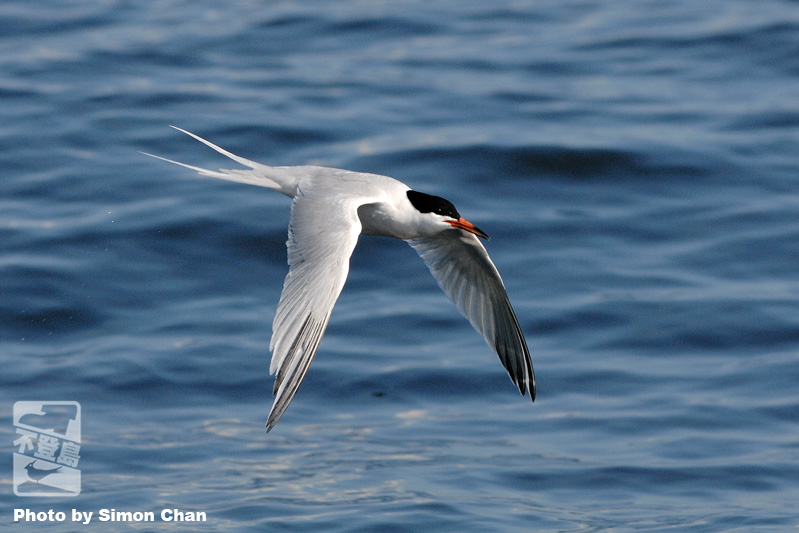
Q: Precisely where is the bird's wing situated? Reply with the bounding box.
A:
[266,185,366,431]
[408,231,535,400]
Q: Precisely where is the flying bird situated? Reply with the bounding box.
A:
[145,127,535,431]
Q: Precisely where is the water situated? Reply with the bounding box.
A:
[2,0,798,530]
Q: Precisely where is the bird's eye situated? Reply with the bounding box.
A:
[407,190,461,220]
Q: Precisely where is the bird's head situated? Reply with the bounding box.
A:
[406,190,488,239]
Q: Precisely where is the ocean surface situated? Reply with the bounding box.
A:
[2,1,798,530]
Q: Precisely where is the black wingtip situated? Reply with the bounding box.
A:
[520,382,536,402]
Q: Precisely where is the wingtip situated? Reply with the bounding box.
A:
[265,408,279,433]
[519,377,536,402]
[519,384,536,402]
[265,401,278,433]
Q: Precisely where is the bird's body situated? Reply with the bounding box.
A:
[146,127,535,431]
[25,461,62,483]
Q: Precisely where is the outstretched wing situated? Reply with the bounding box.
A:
[408,231,535,400]
[266,188,364,431]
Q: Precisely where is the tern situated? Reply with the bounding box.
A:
[145,127,535,431]
[24,461,63,483]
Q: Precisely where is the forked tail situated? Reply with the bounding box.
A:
[142,126,303,197]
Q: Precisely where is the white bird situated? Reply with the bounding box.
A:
[145,127,535,431]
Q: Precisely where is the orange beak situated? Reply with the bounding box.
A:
[446,217,489,240]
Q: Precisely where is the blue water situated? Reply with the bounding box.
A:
[2,0,798,530]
